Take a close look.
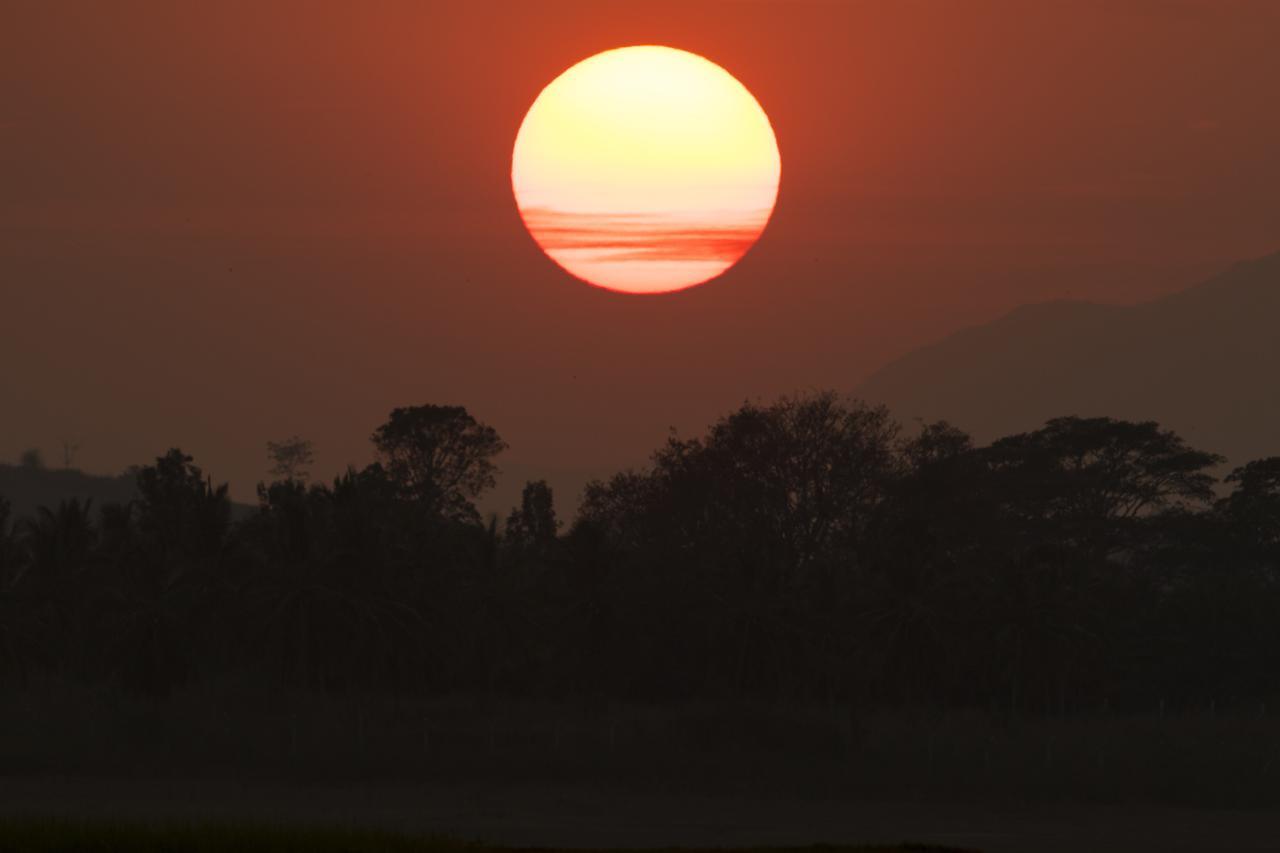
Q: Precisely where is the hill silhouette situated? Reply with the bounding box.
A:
[0,464,138,524]
[857,249,1280,465]
[0,463,256,524]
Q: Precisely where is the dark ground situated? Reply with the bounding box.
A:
[5,687,1280,852]
[2,777,1279,853]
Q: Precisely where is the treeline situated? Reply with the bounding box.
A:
[2,393,1278,714]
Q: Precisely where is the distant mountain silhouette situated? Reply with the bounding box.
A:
[858,249,1280,466]
[0,464,256,524]
[0,464,138,523]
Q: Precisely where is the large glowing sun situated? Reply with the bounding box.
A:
[512,46,781,295]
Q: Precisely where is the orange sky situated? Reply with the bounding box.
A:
[4,0,1280,511]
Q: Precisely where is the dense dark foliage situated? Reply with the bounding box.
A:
[2,395,1277,714]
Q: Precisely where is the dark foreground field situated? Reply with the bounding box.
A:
[0,823,968,853]
[5,689,1280,852]
[3,778,1280,853]
[0,819,960,853]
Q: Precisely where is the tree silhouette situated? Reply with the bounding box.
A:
[505,479,559,557]
[0,497,20,580]
[3,397,1280,716]
[1220,457,1280,552]
[240,470,428,692]
[985,417,1224,558]
[106,450,233,697]
[134,449,229,557]
[371,405,506,525]
[21,499,96,590]
[266,436,315,484]
[0,496,40,684]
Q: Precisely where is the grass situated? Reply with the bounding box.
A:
[0,819,972,853]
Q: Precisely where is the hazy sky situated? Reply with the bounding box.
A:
[4,0,1280,511]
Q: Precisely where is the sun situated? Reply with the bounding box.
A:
[512,46,781,295]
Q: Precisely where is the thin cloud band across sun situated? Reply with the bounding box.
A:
[512,46,781,294]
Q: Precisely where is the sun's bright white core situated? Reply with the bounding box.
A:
[512,46,781,294]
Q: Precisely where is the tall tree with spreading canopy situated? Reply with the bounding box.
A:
[371,405,506,524]
[985,417,1223,557]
